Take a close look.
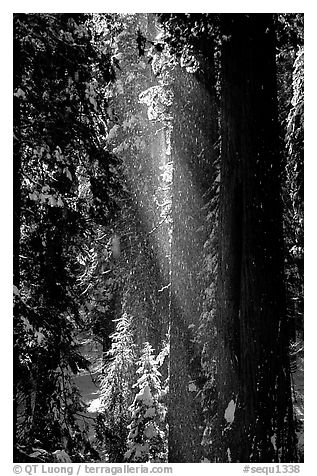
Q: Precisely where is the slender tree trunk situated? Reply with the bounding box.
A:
[214,14,297,462]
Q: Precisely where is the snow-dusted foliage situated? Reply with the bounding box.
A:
[100,313,136,404]
[124,342,167,462]
[97,312,136,462]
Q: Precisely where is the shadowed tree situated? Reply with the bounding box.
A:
[212,13,297,462]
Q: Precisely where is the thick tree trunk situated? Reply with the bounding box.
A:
[215,14,297,462]
[111,13,170,353]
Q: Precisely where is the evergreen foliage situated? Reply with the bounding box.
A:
[14,12,119,461]
[96,312,136,462]
[125,342,167,463]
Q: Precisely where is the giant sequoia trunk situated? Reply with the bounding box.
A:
[214,14,297,462]
[169,59,217,462]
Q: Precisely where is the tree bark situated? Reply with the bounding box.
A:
[214,14,297,462]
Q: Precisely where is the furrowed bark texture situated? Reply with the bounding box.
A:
[215,14,297,462]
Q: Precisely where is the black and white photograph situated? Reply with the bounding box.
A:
[12,8,304,467]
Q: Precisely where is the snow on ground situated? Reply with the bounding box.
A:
[72,334,104,438]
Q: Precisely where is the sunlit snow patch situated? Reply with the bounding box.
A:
[87,397,103,413]
[52,450,71,463]
[135,384,153,406]
[188,382,197,392]
[13,285,20,297]
[271,434,277,451]
[144,407,156,418]
[224,399,236,424]
[144,422,158,439]
[35,330,45,345]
